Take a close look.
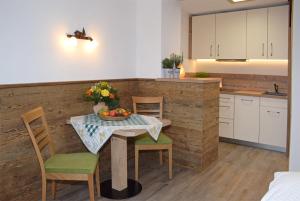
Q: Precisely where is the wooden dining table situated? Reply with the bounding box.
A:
[67,117,171,199]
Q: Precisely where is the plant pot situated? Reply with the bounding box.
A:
[162,68,169,78]
[174,69,180,78]
[93,102,108,114]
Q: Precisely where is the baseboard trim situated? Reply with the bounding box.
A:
[220,137,286,153]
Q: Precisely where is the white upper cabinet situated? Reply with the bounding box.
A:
[247,8,268,59]
[268,5,289,60]
[192,14,216,59]
[216,11,247,59]
[192,5,289,60]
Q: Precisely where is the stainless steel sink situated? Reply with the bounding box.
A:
[264,91,287,96]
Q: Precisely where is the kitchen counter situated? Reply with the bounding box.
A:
[156,78,221,84]
[137,78,220,169]
[221,89,288,99]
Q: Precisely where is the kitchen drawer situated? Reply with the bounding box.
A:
[260,97,287,109]
[219,103,234,118]
[219,118,234,138]
[220,94,235,104]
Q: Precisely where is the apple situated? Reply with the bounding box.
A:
[109,110,116,117]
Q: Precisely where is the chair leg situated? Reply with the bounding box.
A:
[168,145,173,179]
[135,146,139,181]
[42,177,47,201]
[51,180,56,199]
[95,164,100,197]
[88,174,95,201]
[159,150,163,165]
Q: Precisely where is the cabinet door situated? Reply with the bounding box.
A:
[268,5,289,60]
[216,11,247,59]
[234,96,260,143]
[259,107,287,148]
[192,14,216,59]
[219,118,234,138]
[247,8,268,59]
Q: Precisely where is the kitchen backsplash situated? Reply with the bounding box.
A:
[186,73,288,93]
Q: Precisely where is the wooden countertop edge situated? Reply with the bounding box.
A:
[0,78,154,89]
[221,90,288,100]
[0,78,221,89]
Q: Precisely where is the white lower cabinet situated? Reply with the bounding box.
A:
[219,94,288,149]
[259,98,287,148]
[234,95,260,143]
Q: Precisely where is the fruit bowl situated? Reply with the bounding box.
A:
[98,108,131,121]
[99,115,130,121]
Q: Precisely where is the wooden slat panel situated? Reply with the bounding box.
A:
[132,96,163,104]
[38,137,49,151]
[21,107,43,123]
[35,131,48,144]
[33,126,46,137]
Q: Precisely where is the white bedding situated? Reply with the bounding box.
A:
[261,172,300,201]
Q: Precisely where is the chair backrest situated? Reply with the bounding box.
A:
[21,107,55,173]
[132,96,163,120]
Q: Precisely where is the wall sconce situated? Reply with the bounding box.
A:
[66,27,93,41]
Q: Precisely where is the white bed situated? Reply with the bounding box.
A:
[261,172,300,201]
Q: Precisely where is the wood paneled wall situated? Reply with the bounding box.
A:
[0,79,220,201]
[0,80,138,201]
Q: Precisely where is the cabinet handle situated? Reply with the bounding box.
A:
[219,106,230,108]
[270,43,273,57]
[220,97,231,100]
[267,110,281,114]
[220,122,230,125]
[210,45,213,57]
[241,99,253,102]
[262,43,265,57]
[217,44,220,56]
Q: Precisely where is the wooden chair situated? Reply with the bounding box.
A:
[21,107,100,201]
[132,96,173,181]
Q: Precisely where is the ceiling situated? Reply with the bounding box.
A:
[181,0,289,15]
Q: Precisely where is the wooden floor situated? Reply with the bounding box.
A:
[46,143,288,201]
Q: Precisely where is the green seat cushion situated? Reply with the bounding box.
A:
[135,132,172,145]
[45,153,99,174]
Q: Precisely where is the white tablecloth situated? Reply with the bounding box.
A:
[70,114,162,154]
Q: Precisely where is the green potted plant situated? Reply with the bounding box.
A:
[161,53,183,78]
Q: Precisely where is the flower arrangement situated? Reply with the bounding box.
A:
[84,81,120,109]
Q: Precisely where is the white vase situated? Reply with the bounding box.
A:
[175,69,180,78]
[93,102,108,114]
[162,68,169,78]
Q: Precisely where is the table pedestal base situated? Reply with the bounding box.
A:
[100,179,142,199]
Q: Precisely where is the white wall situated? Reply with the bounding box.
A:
[161,0,182,59]
[136,0,182,78]
[0,0,137,84]
[289,0,300,171]
[135,0,162,78]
